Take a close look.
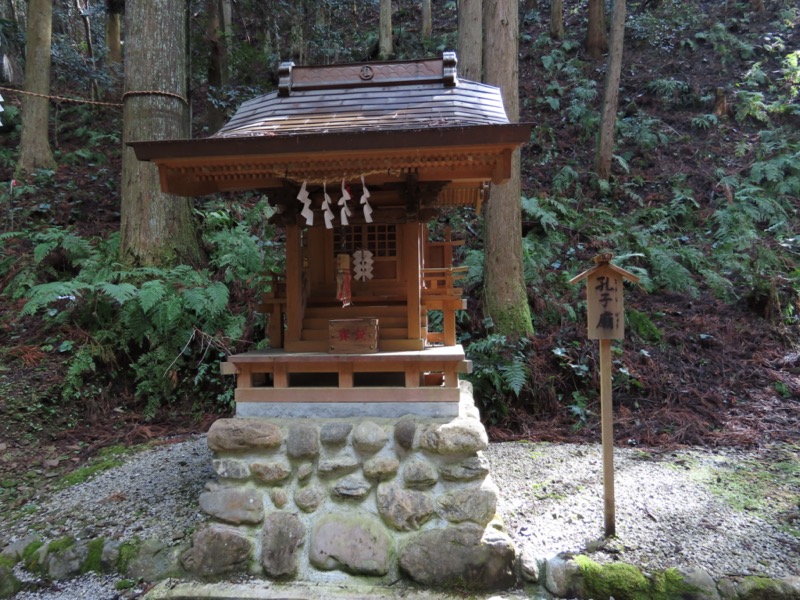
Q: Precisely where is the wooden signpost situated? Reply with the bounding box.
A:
[569,253,639,537]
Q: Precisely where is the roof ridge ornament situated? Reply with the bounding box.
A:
[278,61,294,97]
[443,51,458,87]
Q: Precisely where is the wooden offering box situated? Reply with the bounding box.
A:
[329,319,379,353]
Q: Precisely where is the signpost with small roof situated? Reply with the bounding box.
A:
[569,252,639,537]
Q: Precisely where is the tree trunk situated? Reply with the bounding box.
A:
[585,0,608,59]
[457,0,482,81]
[120,0,203,267]
[17,0,56,176]
[379,0,393,59]
[106,0,123,63]
[421,0,432,39]
[206,0,231,132]
[595,0,626,180]
[482,0,533,336]
[75,0,98,99]
[550,0,564,40]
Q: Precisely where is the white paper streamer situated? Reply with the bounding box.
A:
[360,175,373,223]
[297,181,314,226]
[322,182,335,229]
[338,179,352,226]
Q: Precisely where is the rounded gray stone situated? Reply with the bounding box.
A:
[437,481,498,525]
[333,474,372,501]
[419,418,488,456]
[251,459,292,484]
[398,523,516,590]
[207,419,283,452]
[320,422,352,446]
[127,538,188,582]
[419,418,489,457]
[439,455,490,482]
[46,540,89,580]
[353,421,389,454]
[363,455,400,481]
[297,462,314,482]
[181,525,252,579]
[261,512,305,578]
[295,485,326,513]
[199,488,264,525]
[270,488,289,509]
[377,482,434,531]
[394,417,417,450]
[544,555,581,598]
[212,459,251,480]
[286,425,319,459]
[317,456,360,479]
[309,514,393,575]
[519,548,541,583]
[677,566,721,600]
[403,458,438,489]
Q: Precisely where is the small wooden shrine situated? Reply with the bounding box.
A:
[131,53,530,417]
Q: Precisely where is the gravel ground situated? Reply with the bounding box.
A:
[2,437,798,599]
[488,442,799,580]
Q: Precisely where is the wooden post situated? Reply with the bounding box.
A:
[599,337,615,536]
[569,253,639,538]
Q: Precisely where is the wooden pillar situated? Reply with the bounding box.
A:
[405,222,422,341]
[285,224,303,344]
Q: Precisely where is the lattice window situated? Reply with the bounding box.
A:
[334,225,397,257]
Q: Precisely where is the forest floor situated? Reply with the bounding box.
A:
[0,0,799,517]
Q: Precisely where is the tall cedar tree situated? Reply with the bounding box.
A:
[585,0,608,59]
[119,0,203,266]
[106,0,124,63]
[379,0,393,58]
[596,0,627,180]
[457,0,482,81]
[17,0,56,176]
[482,0,533,335]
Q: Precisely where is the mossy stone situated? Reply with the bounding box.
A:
[576,555,651,600]
[737,576,786,600]
[0,561,21,599]
[576,557,701,600]
[81,538,105,574]
[117,539,140,574]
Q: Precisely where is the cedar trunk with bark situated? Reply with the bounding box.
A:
[457,0,482,81]
[482,0,533,336]
[17,0,56,176]
[550,0,564,40]
[379,0,393,58]
[106,0,123,63]
[421,0,432,38]
[206,0,231,133]
[120,0,202,267]
[595,0,627,180]
[585,0,608,59]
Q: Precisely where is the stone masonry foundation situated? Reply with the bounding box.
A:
[181,381,518,590]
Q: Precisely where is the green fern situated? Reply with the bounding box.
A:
[138,280,167,313]
[522,196,559,230]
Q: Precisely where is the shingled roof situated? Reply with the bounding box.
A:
[130,53,531,204]
[215,54,509,137]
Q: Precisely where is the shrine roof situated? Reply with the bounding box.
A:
[214,55,510,137]
[130,53,531,203]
